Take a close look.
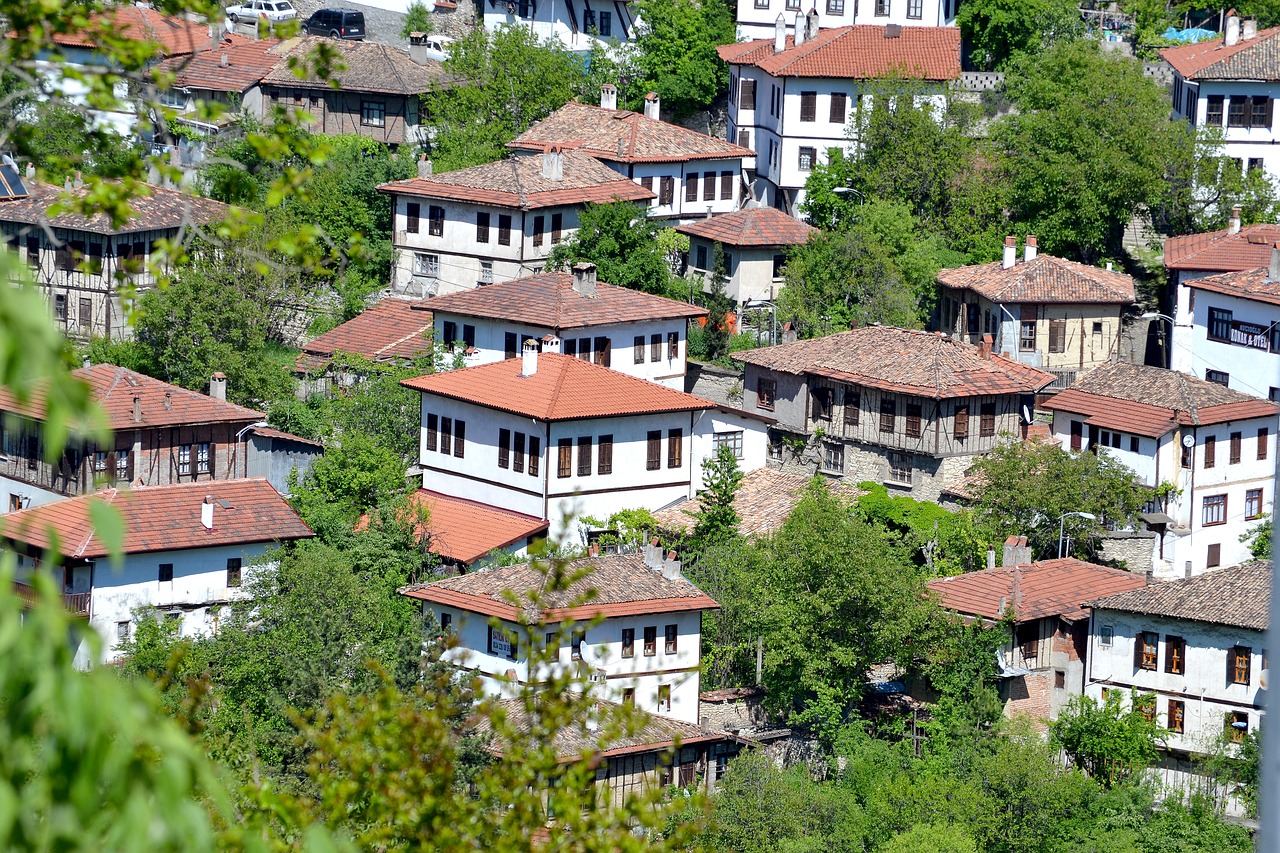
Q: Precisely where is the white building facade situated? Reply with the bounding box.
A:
[480,1,636,54]
[734,0,957,41]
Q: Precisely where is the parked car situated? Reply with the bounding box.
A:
[225,0,297,23]
[301,8,366,39]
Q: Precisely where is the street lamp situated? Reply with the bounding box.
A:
[1058,511,1097,559]
[1140,312,1175,369]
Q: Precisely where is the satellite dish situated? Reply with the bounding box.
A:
[506,0,517,12]
[1181,434,1195,448]
[1021,404,1032,424]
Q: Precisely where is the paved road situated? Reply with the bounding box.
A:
[226,0,408,45]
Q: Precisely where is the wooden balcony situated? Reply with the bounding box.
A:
[11,583,90,617]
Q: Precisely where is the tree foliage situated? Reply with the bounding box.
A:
[957,0,1081,70]
[630,0,736,119]
[687,443,744,558]
[547,200,677,294]
[1051,692,1163,787]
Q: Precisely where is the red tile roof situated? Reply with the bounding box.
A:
[0,364,264,431]
[1179,264,1280,307]
[937,254,1135,305]
[1087,560,1271,631]
[400,551,718,621]
[261,35,449,95]
[152,34,282,93]
[733,325,1054,399]
[297,298,434,372]
[1,478,312,559]
[35,6,213,56]
[399,489,548,565]
[927,558,1147,623]
[377,151,654,211]
[675,206,817,247]
[422,271,706,329]
[508,101,754,164]
[1164,224,1280,272]
[401,353,713,421]
[1161,26,1280,81]
[717,25,961,81]
[0,179,232,236]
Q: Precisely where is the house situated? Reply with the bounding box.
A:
[478,0,637,54]
[733,325,1055,500]
[508,93,755,222]
[0,364,320,511]
[1169,243,1280,400]
[1162,17,1280,190]
[400,343,767,540]
[718,22,961,215]
[2,478,313,664]
[295,298,434,395]
[927,537,1148,728]
[936,236,1136,390]
[259,35,447,146]
[1163,208,1280,286]
[377,149,655,297]
[400,545,718,723]
[0,175,231,340]
[652,468,860,538]
[418,263,706,389]
[384,488,548,571]
[1084,560,1270,813]
[1044,362,1278,578]
[734,0,958,42]
[676,205,817,306]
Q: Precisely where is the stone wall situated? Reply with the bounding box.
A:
[767,432,974,502]
[1099,530,1157,576]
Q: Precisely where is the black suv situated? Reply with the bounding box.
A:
[302,8,365,38]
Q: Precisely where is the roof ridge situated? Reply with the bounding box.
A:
[72,487,119,557]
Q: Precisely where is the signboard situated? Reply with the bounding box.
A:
[1229,320,1272,350]
[488,626,512,657]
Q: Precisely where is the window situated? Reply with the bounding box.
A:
[479,261,493,285]
[1204,435,1216,468]
[823,442,844,474]
[1230,646,1252,685]
[1246,488,1264,520]
[455,420,467,457]
[643,626,657,656]
[599,10,611,35]
[954,404,969,440]
[1019,320,1036,351]
[1251,96,1272,128]
[1168,699,1185,733]
[634,336,645,364]
[1259,427,1269,460]
[413,253,439,277]
[785,0,800,9]
[427,414,438,452]
[54,294,67,322]
[1135,630,1158,670]
[827,0,844,10]
[739,79,755,110]
[405,202,420,234]
[551,212,563,243]
[875,0,888,13]
[576,436,592,477]
[1130,436,1140,452]
[720,171,733,200]
[905,403,922,438]
[879,398,895,433]
[1250,157,1266,172]
[440,417,453,455]
[79,298,91,328]
[532,215,545,247]
[659,177,675,206]
[685,173,699,203]
[667,429,682,468]
[227,558,242,588]
[1100,625,1114,647]
[1207,307,1233,342]
[1048,318,1066,353]
[647,430,661,470]
[621,628,634,658]
[195,442,210,475]
[714,431,744,458]
[887,452,911,485]
[1230,431,1242,464]
[476,211,490,243]
[557,438,572,478]
[847,388,864,430]
[1203,494,1227,525]
[498,429,510,469]
[439,612,451,632]
[979,403,997,437]
[1206,369,1229,386]
[703,171,716,202]
[177,444,192,476]
[360,100,386,127]
[1207,94,1224,125]
[772,254,786,279]
[115,448,129,482]
[811,386,833,422]
[668,332,679,359]
[1055,670,1066,689]
[738,129,750,148]
[1208,542,1222,568]
[658,684,671,712]
[798,146,816,171]
[756,378,777,411]
[829,92,846,124]
[1165,635,1186,674]
[907,0,922,17]
[571,632,583,661]
[1227,710,1249,743]
[116,621,131,644]
[158,563,174,583]
[529,437,540,476]
[1228,95,1249,127]
[92,450,108,474]
[428,205,444,237]
[622,687,635,705]
[594,336,611,367]
[651,334,662,362]
[598,434,613,475]
[488,625,515,659]
[800,91,817,122]
[665,624,678,654]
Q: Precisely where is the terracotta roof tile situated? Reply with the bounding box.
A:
[652,469,862,537]
[927,558,1147,623]
[1087,560,1271,631]
[1164,224,1280,272]
[0,364,264,431]
[717,25,961,81]
[33,6,212,56]
[0,478,313,559]
[152,34,282,93]
[508,101,754,163]
[1179,264,1280,307]
[675,206,817,247]
[377,151,654,210]
[297,298,434,372]
[0,178,231,235]
[733,326,1054,399]
[400,489,548,565]
[1161,27,1280,81]
[401,551,718,621]
[401,353,713,421]
[423,271,706,329]
[261,35,448,94]
[937,254,1135,304]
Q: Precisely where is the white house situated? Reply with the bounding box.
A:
[399,545,719,724]
[1163,18,1280,192]
[1170,244,1280,401]
[1085,560,1270,812]
[422,263,706,389]
[400,344,768,540]
[734,0,958,42]
[508,93,755,222]
[2,478,314,664]
[718,21,961,215]
[1163,208,1280,287]
[675,205,817,306]
[1045,362,1279,578]
[377,149,654,297]
[479,1,636,54]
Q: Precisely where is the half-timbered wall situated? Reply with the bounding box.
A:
[263,86,419,145]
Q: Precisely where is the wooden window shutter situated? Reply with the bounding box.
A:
[557,438,572,477]
[1048,319,1066,353]
[598,435,613,474]
[453,420,465,457]
[686,173,699,202]
[847,389,860,426]
[1204,436,1215,468]
[829,92,846,124]
[660,176,675,206]
[737,129,750,148]
[594,336,611,367]
[498,428,510,468]
[800,91,816,121]
[647,430,661,470]
[1230,431,1242,464]
[739,79,755,110]
[427,414,438,452]
[1134,632,1146,669]
[954,404,969,439]
[406,202,420,233]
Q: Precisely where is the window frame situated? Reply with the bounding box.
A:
[879,398,895,433]
[1168,699,1185,733]
[557,438,572,478]
[1164,635,1186,675]
[667,428,683,469]
[621,628,634,658]
[1246,487,1264,520]
[360,99,386,127]
[1136,630,1158,671]
[664,624,677,654]
[1230,646,1252,685]
[1202,493,1227,526]
[643,626,657,656]
[226,557,242,588]
[1208,306,1233,341]
[646,430,661,471]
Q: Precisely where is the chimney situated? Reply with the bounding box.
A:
[643,92,660,120]
[24,162,33,179]
[1024,234,1038,263]
[572,261,598,297]
[600,83,618,110]
[1243,18,1257,39]
[201,495,214,530]
[408,31,431,65]
[794,11,806,46]
[418,154,432,178]
[1269,242,1280,280]
[642,537,663,570]
[132,396,141,423]
[979,333,993,359]
[986,546,996,570]
[541,145,564,182]
[208,372,227,401]
[74,171,83,189]
[163,391,172,411]
[1229,205,1242,234]
[774,13,786,53]
[589,541,600,557]
[662,550,682,580]
[520,337,539,376]
[1226,14,1240,45]
[63,177,72,191]
[806,7,819,38]
[1002,235,1016,269]
[220,52,228,67]
[1001,534,1030,567]
[541,333,562,354]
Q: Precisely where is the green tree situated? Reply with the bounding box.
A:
[957,0,1081,70]
[401,1,434,37]
[1051,692,1163,787]
[547,200,676,294]
[12,102,142,180]
[289,433,410,536]
[880,823,979,853]
[854,482,986,575]
[687,443,744,558]
[696,243,734,362]
[630,0,736,119]
[1241,512,1273,560]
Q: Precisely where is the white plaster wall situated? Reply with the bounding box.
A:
[481,2,635,53]
[1174,77,1280,188]
[688,239,785,304]
[0,475,66,514]
[735,0,956,39]
[628,160,743,221]
[1172,283,1280,399]
[691,408,770,491]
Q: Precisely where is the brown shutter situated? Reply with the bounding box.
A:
[406,202,420,233]
[558,438,572,477]
[577,436,592,476]
[954,404,969,439]
[598,434,613,474]
[685,173,699,202]
[1204,436,1215,468]
[1260,427,1269,460]
[1230,431,1242,464]
[594,336,611,366]
[427,414,438,452]
[660,177,675,205]
[720,171,733,199]
[848,389,860,426]
[737,129,750,148]
[829,92,846,124]
[647,430,661,470]
[739,79,755,110]
[1048,319,1066,353]
[667,428,683,468]
[498,428,510,468]
[800,91,816,121]
[453,420,465,457]
[1134,632,1146,669]
[703,171,716,201]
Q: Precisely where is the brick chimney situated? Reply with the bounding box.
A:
[979,333,993,359]
[1002,235,1016,269]
[572,262,598,297]
[1229,205,1242,234]
[1024,235,1037,263]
